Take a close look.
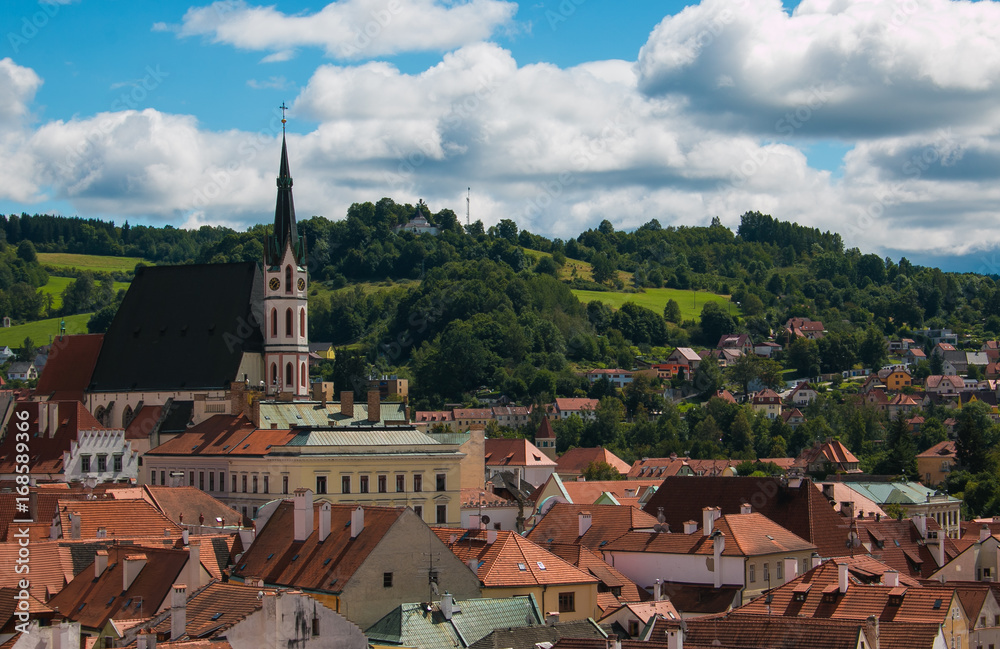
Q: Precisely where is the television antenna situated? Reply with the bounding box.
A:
[466,188,471,227]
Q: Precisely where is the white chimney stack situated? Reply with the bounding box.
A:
[318,502,332,542]
[884,570,899,587]
[654,579,662,601]
[703,507,715,537]
[171,584,187,640]
[188,540,201,590]
[666,626,683,649]
[546,612,560,626]
[441,592,454,620]
[683,520,698,534]
[579,511,592,537]
[913,512,927,539]
[293,488,314,542]
[740,503,751,514]
[123,554,147,591]
[487,529,498,545]
[713,532,725,589]
[838,562,849,594]
[783,557,799,585]
[351,506,364,539]
[69,512,81,540]
[811,553,822,570]
[94,550,108,579]
[936,531,946,568]
[981,524,992,543]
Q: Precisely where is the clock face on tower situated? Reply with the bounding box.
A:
[269,277,280,291]
[297,278,306,291]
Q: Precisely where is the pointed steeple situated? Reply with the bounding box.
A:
[266,133,305,266]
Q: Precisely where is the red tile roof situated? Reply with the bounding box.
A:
[124,404,164,440]
[484,439,557,467]
[542,543,651,611]
[553,398,599,413]
[526,503,658,548]
[556,448,630,475]
[852,517,957,579]
[535,418,555,439]
[145,414,258,456]
[141,485,243,528]
[551,480,662,506]
[149,580,273,639]
[33,334,104,402]
[57,498,184,540]
[0,401,107,475]
[917,440,957,458]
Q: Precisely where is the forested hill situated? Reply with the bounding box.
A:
[2,204,998,409]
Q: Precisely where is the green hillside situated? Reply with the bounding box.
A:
[38,276,130,311]
[37,252,148,273]
[571,287,739,322]
[0,313,93,347]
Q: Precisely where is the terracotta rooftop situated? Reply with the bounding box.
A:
[432,528,597,588]
[149,580,274,639]
[0,401,106,475]
[56,498,184,540]
[541,542,651,612]
[553,398,599,412]
[33,334,104,402]
[527,503,658,548]
[140,485,243,528]
[556,447,630,475]
[917,440,957,458]
[535,417,555,439]
[853,517,958,579]
[484,438,557,467]
[144,414,259,456]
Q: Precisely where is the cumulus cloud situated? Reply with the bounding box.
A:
[168,0,518,59]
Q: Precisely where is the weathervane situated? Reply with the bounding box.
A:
[279,102,288,133]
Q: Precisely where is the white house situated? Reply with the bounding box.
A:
[63,428,141,484]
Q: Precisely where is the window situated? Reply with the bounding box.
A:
[219,472,225,492]
[97,455,107,473]
[316,476,327,494]
[558,592,575,613]
[200,472,205,490]
[378,475,387,493]
[282,475,289,494]
[982,616,987,628]
[285,362,293,386]
[252,476,258,493]
[383,572,393,588]
[189,470,194,486]
[360,475,369,493]
[763,563,769,583]
[150,468,156,484]
[413,505,422,519]
[263,475,269,494]
[232,475,238,493]
[81,455,91,472]
[301,363,306,388]
[285,308,293,337]
[436,504,447,524]
[436,473,446,491]
[113,455,123,473]
[777,561,783,580]
[161,470,166,486]
[252,506,258,517]
[209,472,214,492]
[300,308,306,338]
[285,265,292,293]
[342,476,351,494]
[749,564,756,583]
[242,475,247,493]
[396,475,405,493]
[271,363,278,386]
[312,616,319,637]
[413,474,422,492]
[270,308,277,338]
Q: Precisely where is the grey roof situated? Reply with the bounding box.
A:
[258,401,407,428]
[285,428,443,447]
[467,619,607,649]
[365,596,543,648]
[425,431,473,445]
[839,481,961,505]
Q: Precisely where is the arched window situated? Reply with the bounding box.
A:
[271,363,278,386]
[285,308,293,337]
[285,362,293,386]
[285,266,292,294]
[122,405,134,429]
[270,308,277,338]
[300,308,306,338]
[300,362,306,388]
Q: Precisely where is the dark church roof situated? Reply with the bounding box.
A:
[88,262,264,392]
[265,135,305,267]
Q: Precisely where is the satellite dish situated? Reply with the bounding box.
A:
[653,524,667,533]
[481,515,491,525]
[847,532,861,548]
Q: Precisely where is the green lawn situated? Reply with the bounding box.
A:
[0,313,93,347]
[37,252,149,274]
[38,277,131,311]
[571,287,739,321]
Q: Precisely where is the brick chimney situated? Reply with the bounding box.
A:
[293,488,314,542]
[318,502,331,542]
[367,390,380,423]
[171,584,187,641]
[123,554,147,591]
[340,392,353,418]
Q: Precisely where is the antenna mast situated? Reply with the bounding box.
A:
[466,187,471,227]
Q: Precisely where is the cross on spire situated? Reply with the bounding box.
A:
[279,102,288,133]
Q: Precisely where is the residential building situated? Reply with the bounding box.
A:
[62,427,141,483]
[586,369,634,389]
[465,619,609,649]
[551,398,600,421]
[788,382,818,407]
[924,375,966,395]
[918,441,958,487]
[534,418,557,461]
[784,317,826,340]
[541,543,653,615]
[754,341,782,358]
[0,400,108,481]
[526,503,658,549]
[33,333,104,402]
[392,208,440,235]
[916,328,958,345]
[826,480,963,538]
[750,389,782,419]
[485,438,557,488]
[6,362,36,381]
[229,493,481,629]
[878,367,913,391]
[665,347,701,371]
[413,410,456,432]
[852,513,958,579]
[795,438,860,475]
[492,405,531,428]
[453,408,494,431]
[555,447,630,480]
[597,601,682,639]
[531,474,662,511]
[717,334,754,355]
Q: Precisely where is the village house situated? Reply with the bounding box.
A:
[485,438,557,488]
[917,440,957,487]
[788,382,818,407]
[750,389,782,419]
[586,368,634,389]
[665,347,702,372]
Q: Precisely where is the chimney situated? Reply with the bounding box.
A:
[182,529,189,545]
[123,554,147,591]
[713,531,725,589]
[69,512,81,540]
[783,557,799,585]
[811,553,822,569]
[340,392,354,418]
[913,512,927,539]
[981,524,992,543]
[318,502,332,542]
[608,634,622,649]
[683,520,698,534]
[94,550,108,579]
[170,584,187,640]
[351,506,364,539]
[840,501,854,520]
[884,570,899,587]
[666,626,683,649]
[740,502,751,515]
[578,511,592,537]
[367,390,380,423]
[703,507,715,537]
[486,529,498,545]
[654,579,662,601]
[865,615,879,649]
[936,530,946,568]
[137,630,149,649]
[188,540,201,590]
[546,612,560,626]
[293,488,314,542]
[838,562,849,594]
[441,592,454,621]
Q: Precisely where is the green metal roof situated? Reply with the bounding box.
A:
[285,429,443,447]
[259,401,407,428]
[365,595,542,648]
[841,481,961,505]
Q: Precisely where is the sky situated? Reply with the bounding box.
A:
[2,0,1000,271]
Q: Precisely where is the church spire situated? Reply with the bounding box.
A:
[266,104,304,266]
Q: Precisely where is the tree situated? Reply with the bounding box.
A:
[581,461,623,481]
[956,400,997,474]
[727,353,761,396]
[692,360,724,397]
[16,240,36,263]
[663,299,681,323]
[787,337,821,377]
[878,412,917,479]
[87,305,117,333]
[16,337,36,363]
[858,327,888,370]
[591,253,615,284]
[699,302,735,345]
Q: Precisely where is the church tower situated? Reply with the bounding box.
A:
[262,117,309,398]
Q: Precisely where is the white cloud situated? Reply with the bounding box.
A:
[169,0,518,60]
[260,50,296,63]
[247,76,292,90]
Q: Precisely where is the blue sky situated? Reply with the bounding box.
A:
[3,0,1000,269]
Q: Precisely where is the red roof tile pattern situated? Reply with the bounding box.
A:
[56,499,184,540]
[642,477,850,557]
[917,440,957,458]
[124,404,164,440]
[145,414,257,456]
[484,439,557,467]
[553,398,599,413]
[532,479,662,506]
[141,485,243,528]
[541,543,651,612]
[33,334,104,402]
[0,401,106,475]
[556,448,630,475]
[853,517,958,578]
[535,418,555,439]
[432,528,597,588]
[230,501,405,592]
[0,540,74,600]
[150,580,274,638]
[527,503,658,548]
